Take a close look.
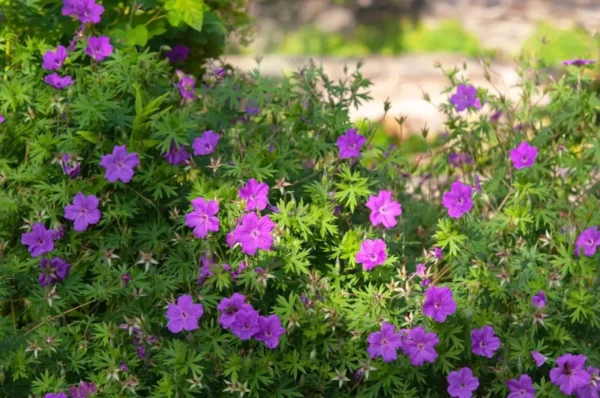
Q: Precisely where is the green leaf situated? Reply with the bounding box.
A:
[164,0,204,32]
[76,130,100,144]
[125,25,149,47]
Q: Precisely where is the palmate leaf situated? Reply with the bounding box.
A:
[164,0,204,32]
[433,218,467,258]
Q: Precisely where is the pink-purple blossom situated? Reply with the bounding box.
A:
[85,36,113,62]
[21,223,56,257]
[99,145,139,183]
[507,374,536,398]
[448,153,473,168]
[336,128,366,159]
[44,73,73,90]
[423,286,457,323]
[531,290,546,309]
[576,367,600,398]
[450,84,481,112]
[550,354,590,395]
[471,326,501,358]
[366,322,404,362]
[60,153,81,178]
[62,0,104,24]
[192,130,220,156]
[231,308,260,340]
[68,381,96,398]
[165,295,204,334]
[42,45,68,70]
[44,393,67,398]
[163,142,190,165]
[255,314,286,349]
[401,326,439,366]
[531,351,547,367]
[217,293,254,329]
[510,142,538,170]
[38,257,71,287]
[365,190,402,228]
[563,59,596,66]
[184,198,220,239]
[355,239,387,271]
[447,367,479,398]
[239,179,269,211]
[64,192,101,232]
[177,74,196,100]
[232,213,275,255]
[0,114,4,123]
[442,181,473,218]
[575,226,600,257]
[165,44,189,63]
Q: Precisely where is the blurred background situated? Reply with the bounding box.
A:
[225,0,600,147]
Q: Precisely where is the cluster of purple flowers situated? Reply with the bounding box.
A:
[44,381,97,398]
[42,45,72,90]
[366,322,439,367]
[217,293,286,349]
[62,0,103,24]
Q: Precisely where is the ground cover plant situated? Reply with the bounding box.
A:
[1,2,600,397]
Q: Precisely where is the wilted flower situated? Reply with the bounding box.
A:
[531,351,547,367]
[39,257,71,287]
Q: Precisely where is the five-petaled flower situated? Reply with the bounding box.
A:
[165,295,204,334]
[232,213,275,255]
[447,367,479,398]
[184,198,220,239]
[255,314,286,349]
[365,190,402,228]
[366,322,404,362]
[85,36,113,62]
[217,293,254,329]
[423,286,457,323]
[163,142,190,165]
[510,142,538,170]
[42,45,68,70]
[576,366,600,398]
[442,181,473,219]
[231,308,260,340]
[239,179,269,211]
[64,192,101,232]
[471,326,501,358]
[450,84,481,112]
[336,128,366,159]
[402,326,439,367]
[355,239,387,271]
[21,223,56,257]
[100,145,140,183]
[575,226,600,257]
[38,257,71,287]
[192,130,220,156]
[549,354,590,395]
[506,374,536,398]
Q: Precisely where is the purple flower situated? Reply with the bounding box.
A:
[510,142,538,170]
[0,114,4,123]
[471,326,501,358]
[255,314,286,349]
[217,293,253,329]
[490,109,502,122]
[163,142,190,165]
[474,174,481,193]
[507,374,536,398]
[44,393,68,398]
[21,223,56,257]
[366,322,404,362]
[401,326,439,366]
[447,367,479,398]
[336,128,366,159]
[421,278,430,287]
[575,227,600,257]
[137,345,146,359]
[64,192,101,232]
[44,73,73,90]
[232,213,275,255]
[365,190,402,228]
[63,0,104,24]
[120,361,128,372]
[245,102,261,116]
[226,231,235,248]
[165,295,204,334]
[563,59,596,66]
[231,309,260,340]
[165,44,189,63]
[423,286,457,322]
[448,153,473,168]
[99,145,139,183]
[192,130,220,155]
[433,246,443,259]
[531,290,546,309]
[85,36,112,62]
[531,351,547,367]
[415,263,426,277]
[121,273,132,287]
[38,257,71,287]
[576,367,600,398]
[184,198,220,239]
[60,154,81,179]
[550,354,590,395]
[68,382,96,398]
[177,74,196,100]
[214,68,226,79]
[450,84,481,112]
[53,224,65,240]
[42,45,68,70]
[355,239,387,271]
[442,181,473,219]
[239,179,269,211]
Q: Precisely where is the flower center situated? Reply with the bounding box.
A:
[434,302,441,309]
[380,206,388,214]
[116,161,124,168]
[225,306,237,315]
[200,214,208,223]
[181,311,189,319]
[521,155,528,163]
[349,144,356,149]
[265,330,272,337]
[251,229,260,238]
[250,194,257,201]
[243,322,250,330]
[417,343,425,350]
[457,197,464,205]
[38,239,45,245]
[205,144,211,150]
[380,338,388,345]
[80,208,88,216]
[460,382,466,389]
